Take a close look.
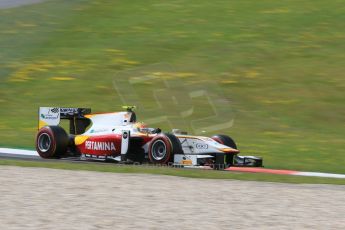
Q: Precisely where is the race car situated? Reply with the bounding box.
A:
[35,106,262,169]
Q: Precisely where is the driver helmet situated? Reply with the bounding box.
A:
[134,122,147,130]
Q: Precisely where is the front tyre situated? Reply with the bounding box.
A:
[211,134,237,149]
[211,134,238,167]
[35,126,69,159]
[148,133,183,164]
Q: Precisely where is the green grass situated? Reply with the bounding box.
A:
[0,0,344,176]
[1,159,344,185]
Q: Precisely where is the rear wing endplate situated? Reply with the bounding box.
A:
[38,107,91,134]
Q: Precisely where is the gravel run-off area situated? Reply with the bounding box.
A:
[0,166,344,229]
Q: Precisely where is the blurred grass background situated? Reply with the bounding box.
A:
[0,0,344,173]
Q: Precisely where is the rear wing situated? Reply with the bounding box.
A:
[38,107,91,134]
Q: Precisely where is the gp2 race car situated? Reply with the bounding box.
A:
[35,106,262,169]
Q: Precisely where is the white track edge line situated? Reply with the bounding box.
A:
[295,172,345,179]
[0,148,38,156]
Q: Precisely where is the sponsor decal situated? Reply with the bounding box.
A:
[60,108,78,114]
[181,159,193,165]
[40,107,59,120]
[85,141,116,151]
[40,114,59,119]
[50,108,59,113]
[196,143,208,149]
[90,128,108,133]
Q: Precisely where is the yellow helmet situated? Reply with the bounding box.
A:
[134,122,147,129]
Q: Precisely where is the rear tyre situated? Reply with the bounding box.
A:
[148,133,183,164]
[36,126,69,159]
[211,134,238,167]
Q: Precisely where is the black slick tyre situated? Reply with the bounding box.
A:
[148,133,183,164]
[35,126,69,159]
[211,134,238,167]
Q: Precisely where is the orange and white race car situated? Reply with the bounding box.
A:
[36,106,262,169]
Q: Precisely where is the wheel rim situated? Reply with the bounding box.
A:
[151,140,167,161]
[38,133,51,152]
